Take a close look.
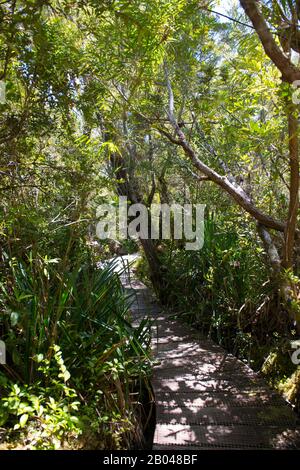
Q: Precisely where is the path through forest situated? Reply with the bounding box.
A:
[117,255,300,449]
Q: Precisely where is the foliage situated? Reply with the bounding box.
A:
[0,346,82,449]
[1,0,300,446]
[139,211,296,370]
[0,251,152,449]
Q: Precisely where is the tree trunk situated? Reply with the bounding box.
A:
[282,101,299,269]
[108,142,166,301]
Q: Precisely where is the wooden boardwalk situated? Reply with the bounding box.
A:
[118,255,300,450]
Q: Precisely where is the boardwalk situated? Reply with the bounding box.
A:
[118,255,300,450]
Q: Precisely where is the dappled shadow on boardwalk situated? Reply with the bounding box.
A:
[150,321,300,449]
[117,255,300,450]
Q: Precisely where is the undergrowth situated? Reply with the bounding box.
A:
[0,251,153,449]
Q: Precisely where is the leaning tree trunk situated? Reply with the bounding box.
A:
[139,236,168,303]
[108,145,167,302]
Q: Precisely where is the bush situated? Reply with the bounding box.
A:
[154,213,294,369]
[0,253,152,449]
[0,346,82,449]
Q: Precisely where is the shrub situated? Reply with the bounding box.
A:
[0,254,152,449]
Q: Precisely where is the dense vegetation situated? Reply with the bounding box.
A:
[1,0,300,449]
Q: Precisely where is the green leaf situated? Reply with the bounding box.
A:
[19,413,29,428]
[35,353,44,363]
[10,311,19,326]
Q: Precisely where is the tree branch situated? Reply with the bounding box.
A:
[257,223,281,272]
[239,0,300,83]
[161,69,286,232]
